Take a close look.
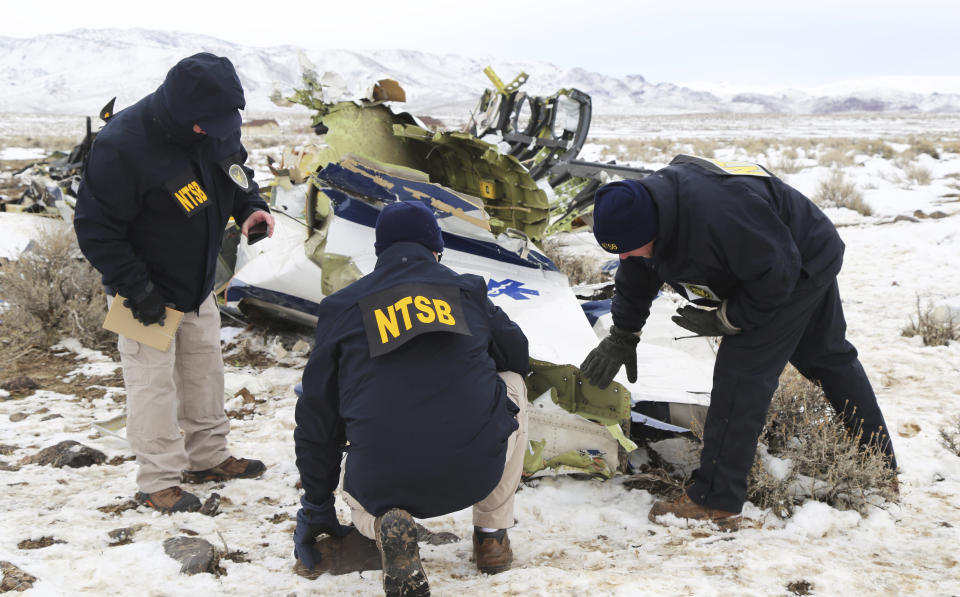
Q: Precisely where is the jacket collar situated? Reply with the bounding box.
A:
[374,242,438,269]
[638,169,679,261]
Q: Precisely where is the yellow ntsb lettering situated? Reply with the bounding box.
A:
[174,180,208,212]
[374,295,457,345]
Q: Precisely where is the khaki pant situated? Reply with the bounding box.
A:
[112,293,230,493]
[343,371,529,540]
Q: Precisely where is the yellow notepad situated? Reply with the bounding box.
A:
[103,297,184,351]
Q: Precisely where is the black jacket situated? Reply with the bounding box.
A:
[295,242,529,519]
[612,156,844,333]
[74,53,268,312]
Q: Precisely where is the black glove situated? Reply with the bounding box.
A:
[293,495,352,570]
[671,305,740,337]
[580,325,640,389]
[123,282,167,326]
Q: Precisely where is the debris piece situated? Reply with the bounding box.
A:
[106,455,135,466]
[267,512,294,525]
[40,413,63,421]
[0,561,37,593]
[97,499,139,515]
[0,376,39,392]
[163,536,218,575]
[107,527,136,546]
[415,523,460,546]
[17,537,65,550]
[19,440,106,468]
[200,493,221,517]
[294,527,381,578]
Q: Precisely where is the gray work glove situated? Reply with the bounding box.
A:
[580,325,640,389]
[671,305,741,337]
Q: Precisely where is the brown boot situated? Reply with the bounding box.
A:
[375,508,430,597]
[182,456,265,483]
[135,486,201,513]
[473,528,513,574]
[648,493,740,530]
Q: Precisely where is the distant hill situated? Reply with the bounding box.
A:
[1,29,959,118]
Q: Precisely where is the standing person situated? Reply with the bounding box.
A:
[580,155,897,526]
[74,53,274,513]
[294,201,529,596]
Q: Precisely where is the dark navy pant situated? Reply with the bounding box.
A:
[687,278,896,513]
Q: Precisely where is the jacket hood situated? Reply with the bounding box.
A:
[150,53,245,142]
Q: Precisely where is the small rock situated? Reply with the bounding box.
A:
[291,340,311,355]
[928,210,949,219]
[0,445,16,456]
[0,376,39,392]
[163,536,218,575]
[415,523,460,546]
[0,561,37,592]
[898,422,921,438]
[0,461,19,472]
[107,527,136,546]
[20,440,106,468]
[9,413,28,423]
[40,414,64,422]
[891,215,919,224]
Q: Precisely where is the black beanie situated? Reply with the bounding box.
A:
[592,180,658,254]
[374,201,444,256]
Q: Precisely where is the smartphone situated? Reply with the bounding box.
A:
[247,221,268,245]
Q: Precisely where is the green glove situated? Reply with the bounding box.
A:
[671,305,740,337]
[580,325,640,389]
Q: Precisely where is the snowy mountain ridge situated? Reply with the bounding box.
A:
[2,28,959,118]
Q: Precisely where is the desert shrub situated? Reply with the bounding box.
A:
[771,153,802,175]
[0,223,112,357]
[940,141,960,156]
[736,137,774,158]
[814,170,872,216]
[851,139,895,159]
[908,136,940,159]
[904,164,933,186]
[939,416,960,457]
[901,295,959,346]
[689,138,718,159]
[747,366,898,517]
[818,147,855,168]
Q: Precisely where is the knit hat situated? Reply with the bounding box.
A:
[592,180,658,254]
[374,201,444,256]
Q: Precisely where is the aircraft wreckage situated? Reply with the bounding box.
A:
[4,68,711,481]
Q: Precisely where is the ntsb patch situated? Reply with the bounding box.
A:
[219,153,251,191]
[671,154,772,178]
[163,169,211,217]
[358,282,472,357]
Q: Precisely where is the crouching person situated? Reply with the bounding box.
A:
[293,201,529,596]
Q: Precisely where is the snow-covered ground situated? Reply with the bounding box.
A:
[1,113,959,596]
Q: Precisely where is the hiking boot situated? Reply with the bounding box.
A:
[182,456,266,483]
[375,508,430,597]
[135,486,201,514]
[473,528,513,574]
[648,493,740,530]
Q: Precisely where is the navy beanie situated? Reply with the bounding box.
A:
[374,201,444,256]
[592,180,658,254]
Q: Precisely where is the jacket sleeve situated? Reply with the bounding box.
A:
[478,280,529,375]
[230,145,270,225]
[73,142,152,299]
[713,184,802,330]
[610,257,662,333]
[294,316,345,507]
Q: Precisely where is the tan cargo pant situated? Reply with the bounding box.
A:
[112,293,230,493]
[342,370,529,539]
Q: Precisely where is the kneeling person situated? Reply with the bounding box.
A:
[294,201,529,595]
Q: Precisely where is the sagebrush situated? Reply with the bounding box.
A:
[0,223,112,356]
[939,416,960,457]
[814,170,872,216]
[746,366,897,517]
[901,295,959,346]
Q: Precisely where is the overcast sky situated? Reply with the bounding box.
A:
[3,0,958,88]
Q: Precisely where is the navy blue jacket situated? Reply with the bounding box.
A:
[612,156,845,333]
[74,53,268,312]
[295,242,529,519]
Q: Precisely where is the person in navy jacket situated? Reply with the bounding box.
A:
[581,155,896,526]
[74,53,274,513]
[294,201,529,595]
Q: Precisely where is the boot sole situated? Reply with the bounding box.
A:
[181,464,266,484]
[378,509,430,597]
